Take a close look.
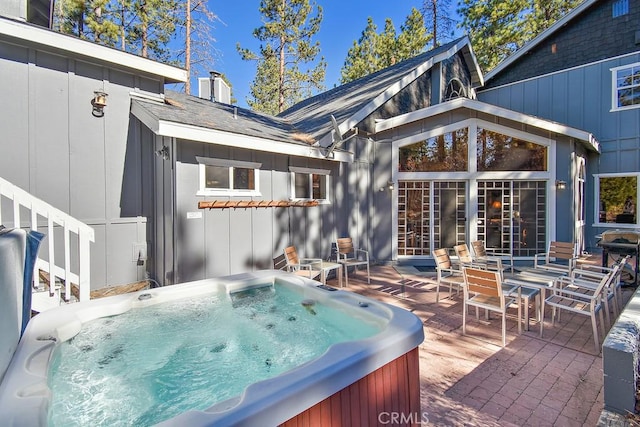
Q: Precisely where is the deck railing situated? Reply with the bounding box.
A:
[0,176,94,304]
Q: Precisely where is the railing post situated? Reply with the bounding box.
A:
[64,224,71,302]
[1,176,94,307]
[78,230,91,302]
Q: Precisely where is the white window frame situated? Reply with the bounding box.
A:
[611,62,640,112]
[196,157,261,197]
[593,172,639,228]
[289,166,331,204]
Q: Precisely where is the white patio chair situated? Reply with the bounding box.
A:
[433,248,465,303]
[471,240,514,273]
[462,266,521,347]
[335,237,370,287]
[280,246,322,280]
[545,260,622,353]
[534,241,577,274]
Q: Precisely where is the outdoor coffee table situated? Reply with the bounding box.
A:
[318,261,343,288]
[302,260,343,288]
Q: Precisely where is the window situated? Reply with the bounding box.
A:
[399,128,468,172]
[596,174,638,226]
[289,167,330,202]
[612,0,629,17]
[196,157,261,196]
[611,63,640,110]
[477,128,547,171]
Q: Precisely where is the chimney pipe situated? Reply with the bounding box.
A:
[209,71,221,102]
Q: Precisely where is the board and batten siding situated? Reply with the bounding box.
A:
[478,53,640,250]
[169,140,365,283]
[0,38,163,289]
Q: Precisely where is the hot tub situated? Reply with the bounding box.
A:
[0,270,424,426]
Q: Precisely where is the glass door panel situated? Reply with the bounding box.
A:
[398,181,466,255]
[478,181,546,257]
[434,182,466,250]
[398,181,430,256]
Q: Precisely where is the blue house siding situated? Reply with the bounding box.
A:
[479,53,640,250]
[484,0,640,89]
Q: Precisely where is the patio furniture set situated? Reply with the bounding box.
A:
[435,241,629,351]
[273,237,370,289]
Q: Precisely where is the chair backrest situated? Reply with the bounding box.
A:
[463,267,502,299]
[336,237,355,257]
[284,246,300,266]
[433,248,453,269]
[471,241,487,258]
[454,244,473,265]
[546,241,576,263]
[564,262,620,296]
[273,253,288,270]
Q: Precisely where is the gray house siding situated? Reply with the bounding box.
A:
[156,138,374,284]
[0,37,165,289]
[485,0,640,88]
[479,53,640,250]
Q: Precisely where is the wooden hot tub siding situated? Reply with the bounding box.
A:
[280,347,421,427]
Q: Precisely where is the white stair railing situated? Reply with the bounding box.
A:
[0,176,94,304]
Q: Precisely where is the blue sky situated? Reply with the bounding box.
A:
[200,1,463,109]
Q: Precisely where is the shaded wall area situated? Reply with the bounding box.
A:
[0,38,164,289]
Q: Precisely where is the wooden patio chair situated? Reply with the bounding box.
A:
[433,248,465,303]
[534,241,577,274]
[471,240,514,273]
[462,266,521,347]
[335,237,370,287]
[455,243,506,276]
[279,246,322,280]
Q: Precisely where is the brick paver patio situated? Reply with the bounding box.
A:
[326,263,636,426]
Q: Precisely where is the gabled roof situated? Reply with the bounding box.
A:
[375,97,600,153]
[0,16,186,83]
[131,90,353,162]
[484,0,597,82]
[278,36,483,146]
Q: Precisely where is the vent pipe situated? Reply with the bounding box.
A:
[209,71,222,102]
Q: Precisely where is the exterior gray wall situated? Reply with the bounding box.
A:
[479,53,640,251]
[160,137,376,284]
[0,38,164,289]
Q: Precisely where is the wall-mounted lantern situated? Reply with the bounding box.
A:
[379,180,394,192]
[555,180,567,190]
[91,91,108,117]
[155,146,170,161]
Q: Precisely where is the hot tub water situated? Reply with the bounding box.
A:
[47,283,381,426]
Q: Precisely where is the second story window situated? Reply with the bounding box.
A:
[289,167,330,202]
[197,157,261,196]
[611,62,640,111]
[612,0,629,17]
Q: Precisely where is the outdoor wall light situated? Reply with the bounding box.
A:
[91,91,108,117]
[155,146,170,160]
[379,180,394,192]
[556,180,567,190]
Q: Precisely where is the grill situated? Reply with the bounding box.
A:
[596,230,639,286]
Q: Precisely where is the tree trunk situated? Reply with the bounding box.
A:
[185,0,192,94]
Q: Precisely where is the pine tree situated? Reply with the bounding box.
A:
[340,17,379,84]
[421,0,455,49]
[54,0,182,63]
[340,8,430,84]
[397,8,431,60]
[458,0,582,73]
[238,0,326,115]
[179,0,219,94]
